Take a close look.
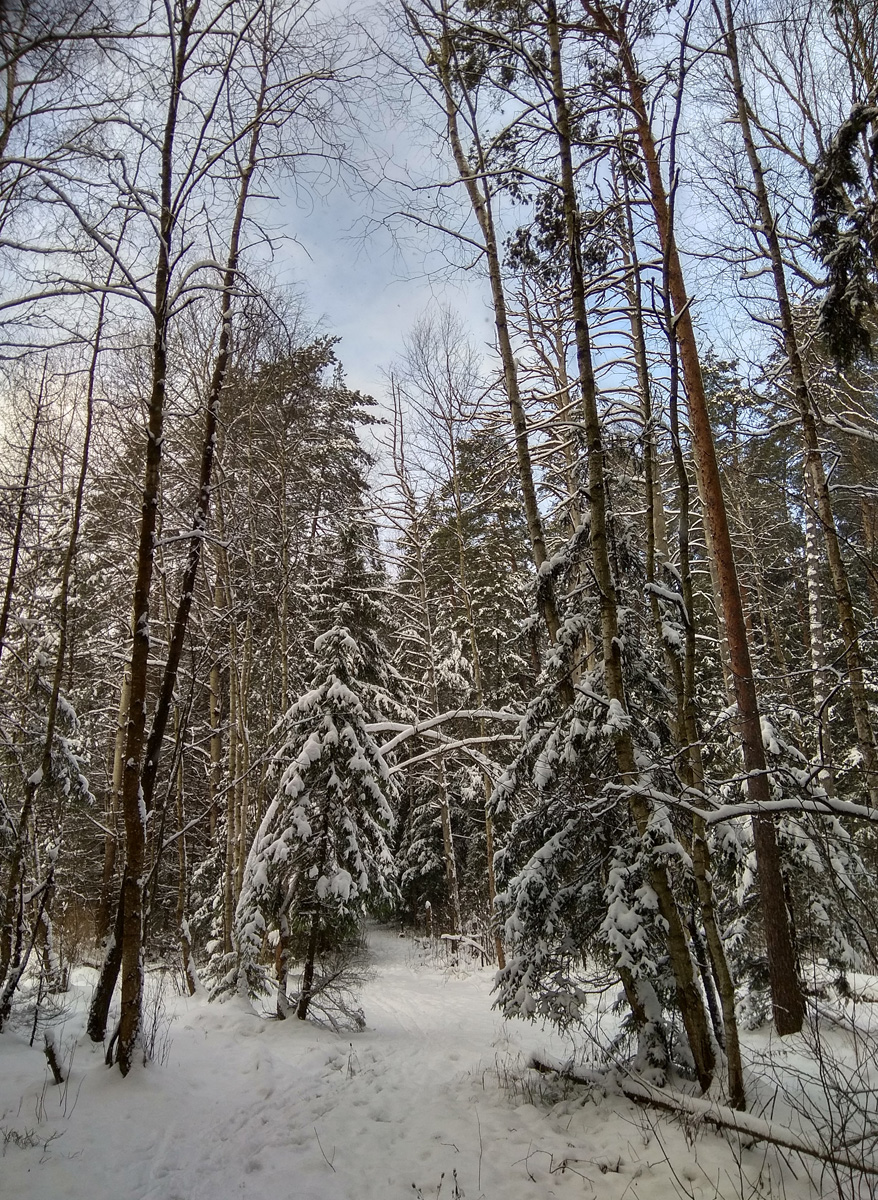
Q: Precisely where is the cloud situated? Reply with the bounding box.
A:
[271,181,492,406]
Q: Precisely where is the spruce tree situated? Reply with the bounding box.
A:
[226,622,397,1020]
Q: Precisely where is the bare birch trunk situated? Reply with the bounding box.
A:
[804,479,835,793]
[0,387,44,1013]
[225,612,239,952]
[0,385,41,665]
[176,745,196,995]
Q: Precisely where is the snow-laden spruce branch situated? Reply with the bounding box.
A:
[403,726,513,785]
[694,793,878,826]
[154,715,521,856]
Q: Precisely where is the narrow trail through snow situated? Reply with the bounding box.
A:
[0,927,809,1199]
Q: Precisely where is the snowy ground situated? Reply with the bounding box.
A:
[0,929,872,1200]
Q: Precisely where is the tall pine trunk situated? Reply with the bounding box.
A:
[429,5,567,664]
[620,182,744,1106]
[547,1,714,1090]
[584,0,804,1034]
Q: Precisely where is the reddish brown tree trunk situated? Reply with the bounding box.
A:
[584,0,804,1034]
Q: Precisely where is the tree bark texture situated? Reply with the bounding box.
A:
[116,2,200,1075]
[426,3,567,661]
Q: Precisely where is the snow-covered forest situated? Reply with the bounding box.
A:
[2,0,878,1196]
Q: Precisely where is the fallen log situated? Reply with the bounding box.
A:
[529,1054,878,1179]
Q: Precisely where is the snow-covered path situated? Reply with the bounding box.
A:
[0,928,811,1199]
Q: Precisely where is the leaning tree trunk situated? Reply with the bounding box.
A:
[547,0,715,1090]
[667,344,746,1109]
[620,183,745,1107]
[431,9,567,665]
[589,0,804,1034]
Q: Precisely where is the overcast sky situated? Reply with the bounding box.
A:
[249,5,493,411]
[276,194,492,407]
[260,0,764,427]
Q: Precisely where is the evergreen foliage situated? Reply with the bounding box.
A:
[811,103,878,365]
[220,623,397,1010]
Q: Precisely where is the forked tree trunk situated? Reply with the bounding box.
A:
[87,885,124,1043]
[96,16,271,1060]
[139,52,268,824]
[114,1,200,1076]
